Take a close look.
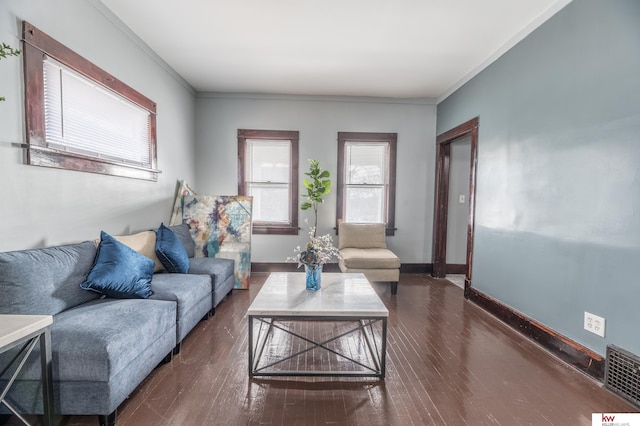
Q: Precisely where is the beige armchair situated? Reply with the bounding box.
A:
[338,222,400,294]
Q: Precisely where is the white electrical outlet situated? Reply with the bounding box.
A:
[584,312,605,337]
[459,194,465,204]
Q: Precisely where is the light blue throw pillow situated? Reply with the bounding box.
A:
[155,223,189,273]
[81,231,154,298]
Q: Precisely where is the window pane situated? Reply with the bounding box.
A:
[337,132,396,235]
[248,183,290,223]
[246,140,291,223]
[238,128,299,234]
[345,143,386,185]
[345,186,384,223]
[247,140,290,183]
[43,58,151,166]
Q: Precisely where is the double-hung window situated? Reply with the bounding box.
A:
[337,132,397,236]
[238,129,299,235]
[22,21,159,181]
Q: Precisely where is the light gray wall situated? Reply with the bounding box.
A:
[0,0,197,251]
[446,137,471,265]
[194,94,437,264]
[437,0,640,356]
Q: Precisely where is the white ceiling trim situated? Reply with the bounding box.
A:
[197,92,437,106]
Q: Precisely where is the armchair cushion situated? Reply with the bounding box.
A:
[338,222,387,249]
[339,248,401,270]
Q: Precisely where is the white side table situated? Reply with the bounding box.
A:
[0,315,54,426]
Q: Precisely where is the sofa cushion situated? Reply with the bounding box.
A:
[155,223,189,273]
[112,230,164,272]
[188,257,234,291]
[338,222,387,249]
[339,248,401,269]
[169,224,195,258]
[0,241,100,315]
[0,298,177,382]
[150,273,212,342]
[81,231,154,299]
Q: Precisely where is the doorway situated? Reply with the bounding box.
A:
[432,117,479,298]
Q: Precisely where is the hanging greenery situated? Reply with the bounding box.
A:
[0,42,22,102]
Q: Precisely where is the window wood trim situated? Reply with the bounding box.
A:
[238,129,299,235]
[336,131,397,236]
[22,21,160,181]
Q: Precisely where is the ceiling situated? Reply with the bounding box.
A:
[100,0,571,100]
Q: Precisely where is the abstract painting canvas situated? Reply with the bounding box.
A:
[181,195,252,289]
[169,180,198,226]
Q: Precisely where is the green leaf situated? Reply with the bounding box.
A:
[299,159,332,227]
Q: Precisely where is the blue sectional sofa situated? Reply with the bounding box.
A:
[0,224,235,426]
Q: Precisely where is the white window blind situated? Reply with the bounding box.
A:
[43,57,151,167]
[245,140,291,223]
[344,142,388,223]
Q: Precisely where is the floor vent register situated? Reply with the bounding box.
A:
[605,344,640,408]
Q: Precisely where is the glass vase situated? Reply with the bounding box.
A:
[305,265,322,291]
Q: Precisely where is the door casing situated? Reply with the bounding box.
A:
[432,117,479,298]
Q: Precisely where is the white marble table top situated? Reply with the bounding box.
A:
[0,314,53,351]
[247,272,388,317]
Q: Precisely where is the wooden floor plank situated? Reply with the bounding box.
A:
[3,273,637,425]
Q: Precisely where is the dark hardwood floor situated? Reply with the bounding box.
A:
[7,273,638,425]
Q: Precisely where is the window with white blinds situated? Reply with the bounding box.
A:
[337,132,397,236]
[238,129,299,235]
[43,58,151,167]
[23,21,159,181]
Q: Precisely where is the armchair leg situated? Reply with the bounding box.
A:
[391,281,398,295]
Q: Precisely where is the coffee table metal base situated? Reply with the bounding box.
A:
[248,315,387,378]
[0,315,54,426]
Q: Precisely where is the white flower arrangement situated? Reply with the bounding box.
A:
[287,225,340,269]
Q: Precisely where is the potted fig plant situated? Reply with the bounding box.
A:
[288,159,340,291]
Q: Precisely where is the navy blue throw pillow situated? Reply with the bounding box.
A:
[81,231,154,298]
[155,223,189,273]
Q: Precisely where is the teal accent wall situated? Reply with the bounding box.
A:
[437,0,640,356]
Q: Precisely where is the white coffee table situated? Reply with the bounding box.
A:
[247,272,388,378]
[0,314,54,426]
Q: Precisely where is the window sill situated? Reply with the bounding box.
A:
[252,225,299,235]
[24,145,161,181]
[334,224,396,236]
